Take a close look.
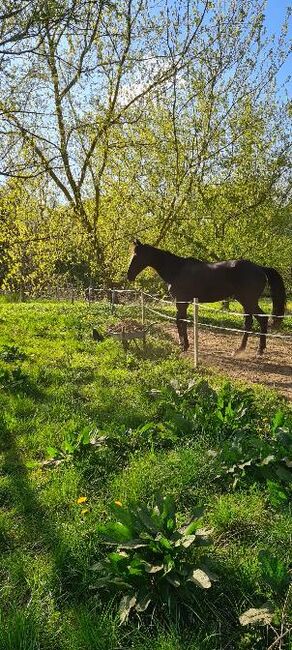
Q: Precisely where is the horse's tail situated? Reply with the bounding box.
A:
[262,266,286,328]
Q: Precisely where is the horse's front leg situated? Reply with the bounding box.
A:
[176,302,189,351]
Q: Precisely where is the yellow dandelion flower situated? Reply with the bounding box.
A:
[114,500,122,507]
[77,496,87,504]
[81,508,89,515]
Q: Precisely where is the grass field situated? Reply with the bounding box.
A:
[0,299,291,649]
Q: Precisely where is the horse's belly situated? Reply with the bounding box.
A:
[172,273,234,302]
[198,281,234,302]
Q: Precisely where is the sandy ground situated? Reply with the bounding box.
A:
[165,325,292,401]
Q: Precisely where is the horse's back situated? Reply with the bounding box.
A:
[172,258,266,302]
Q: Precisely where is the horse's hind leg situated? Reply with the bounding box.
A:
[255,305,268,355]
[176,302,189,351]
[234,312,253,355]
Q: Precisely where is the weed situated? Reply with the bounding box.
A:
[93,496,215,623]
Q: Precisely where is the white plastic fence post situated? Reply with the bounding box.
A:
[111,289,116,313]
[141,291,145,325]
[193,298,199,368]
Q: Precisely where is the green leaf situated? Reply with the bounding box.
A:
[163,557,175,575]
[136,594,152,612]
[98,521,133,543]
[188,569,212,589]
[79,427,91,445]
[275,466,292,483]
[94,577,114,588]
[46,446,60,458]
[155,495,176,530]
[94,576,132,589]
[175,534,197,548]
[143,562,163,573]
[266,480,288,507]
[117,539,148,549]
[110,502,134,529]
[128,565,143,576]
[272,410,285,433]
[108,551,128,565]
[119,594,137,624]
[136,422,156,435]
[135,506,159,534]
[155,534,173,550]
[178,509,204,536]
[62,440,75,454]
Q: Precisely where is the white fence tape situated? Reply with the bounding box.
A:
[144,303,292,340]
[198,321,292,340]
[142,292,292,319]
[145,304,192,323]
[86,287,292,319]
[85,287,292,345]
[89,288,291,341]
[196,303,292,319]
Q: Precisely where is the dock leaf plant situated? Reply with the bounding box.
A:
[93,496,216,623]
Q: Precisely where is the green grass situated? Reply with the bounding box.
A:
[0,300,291,649]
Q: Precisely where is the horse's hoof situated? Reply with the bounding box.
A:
[256,349,265,357]
[179,339,189,352]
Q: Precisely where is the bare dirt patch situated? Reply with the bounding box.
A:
[165,325,292,401]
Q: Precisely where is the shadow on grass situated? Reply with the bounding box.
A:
[0,368,44,400]
[0,422,93,608]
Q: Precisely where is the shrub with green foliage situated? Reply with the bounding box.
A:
[212,410,292,504]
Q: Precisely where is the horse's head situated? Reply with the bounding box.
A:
[127,239,149,281]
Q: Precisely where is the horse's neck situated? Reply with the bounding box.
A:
[149,248,184,284]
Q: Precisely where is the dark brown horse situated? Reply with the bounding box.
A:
[127,240,286,355]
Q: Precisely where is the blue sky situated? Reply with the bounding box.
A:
[265,0,291,32]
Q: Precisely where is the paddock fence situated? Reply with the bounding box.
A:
[85,287,292,368]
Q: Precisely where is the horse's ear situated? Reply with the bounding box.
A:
[133,238,142,247]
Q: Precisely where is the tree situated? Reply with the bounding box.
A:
[0,0,209,263]
[0,0,291,292]
[0,177,94,294]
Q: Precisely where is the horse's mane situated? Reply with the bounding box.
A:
[185,256,204,264]
[143,245,203,265]
[142,243,184,262]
